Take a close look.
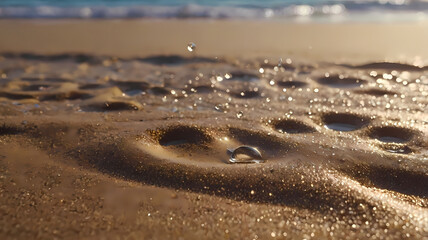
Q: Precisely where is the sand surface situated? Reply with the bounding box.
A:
[0,20,428,239]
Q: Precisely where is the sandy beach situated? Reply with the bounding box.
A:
[0,19,427,239]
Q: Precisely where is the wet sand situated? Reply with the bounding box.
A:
[0,20,428,239]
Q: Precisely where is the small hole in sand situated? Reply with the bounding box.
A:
[234,90,260,99]
[350,62,425,71]
[140,55,216,65]
[0,124,22,135]
[369,126,415,143]
[41,91,92,101]
[318,75,366,88]
[272,119,315,134]
[322,113,369,131]
[83,100,141,112]
[228,71,259,82]
[113,81,150,92]
[149,87,170,95]
[192,85,214,94]
[79,83,104,90]
[157,126,211,147]
[355,88,396,96]
[102,101,140,111]
[21,84,53,91]
[277,81,307,89]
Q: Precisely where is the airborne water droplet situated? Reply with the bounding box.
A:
[187,42,196,52]
[228,146,264,164]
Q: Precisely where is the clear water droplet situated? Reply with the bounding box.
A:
[236,111,243,119]
[278,58,283,67]
[214,104,227,113]
[228,146,264,164]
[385,145,411,154]
[187,42,196,52]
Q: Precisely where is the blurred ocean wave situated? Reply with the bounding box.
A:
[0,0,427,21]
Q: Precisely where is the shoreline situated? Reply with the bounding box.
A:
[1,19,428,64]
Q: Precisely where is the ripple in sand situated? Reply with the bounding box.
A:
[322,113,369,132]
[228,146,264,164]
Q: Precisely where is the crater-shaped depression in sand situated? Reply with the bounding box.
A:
[322,112,369,131]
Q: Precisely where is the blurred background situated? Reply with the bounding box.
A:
[0,0,427,63]
[1,0,428,22]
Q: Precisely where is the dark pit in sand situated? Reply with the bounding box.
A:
[277,81,307,89]
[272,119,315,134]
[228,71,259,82]
[322,113,370,131]
[234,90,260,99]
[369,126,415,143]
[156,126,212,146]
[318,75,366,88]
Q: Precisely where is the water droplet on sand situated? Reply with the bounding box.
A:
[385,145,411,154]
[236,111,243,119]
[214,104,227,113]
[187,42,196,52]
[228,146,264,164]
